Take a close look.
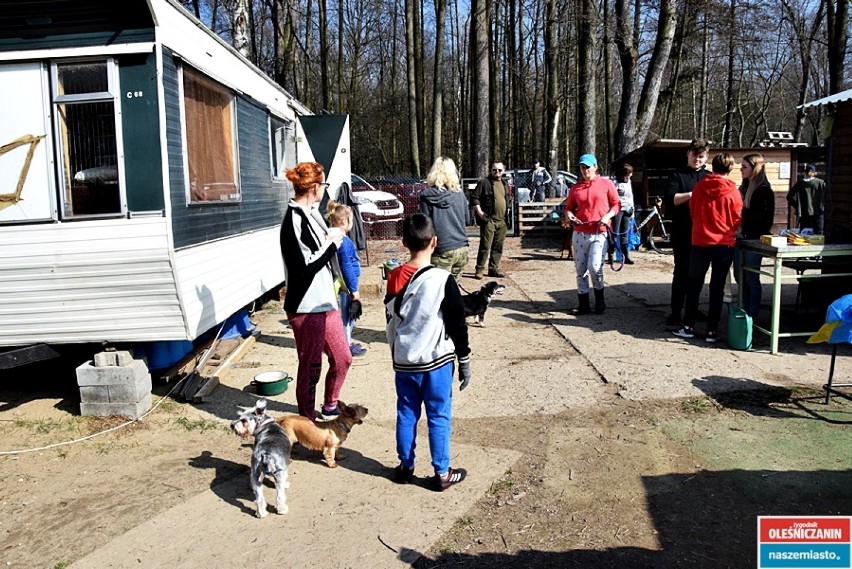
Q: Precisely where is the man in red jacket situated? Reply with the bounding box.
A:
[672,153,742,344]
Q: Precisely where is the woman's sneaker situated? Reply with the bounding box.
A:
[672,326,695,339]
[705,330,718,343]
[319,405,340,420]
[433,467,467,492]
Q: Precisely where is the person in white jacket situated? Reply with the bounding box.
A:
[279,162,352,421]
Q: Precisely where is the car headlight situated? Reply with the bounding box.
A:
[352,195,370,205]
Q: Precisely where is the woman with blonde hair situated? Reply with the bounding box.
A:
[735,153,775,319]
[280,161,352,420]
[419,156,470,282]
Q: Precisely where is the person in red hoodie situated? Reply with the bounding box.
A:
[672,153,742,343]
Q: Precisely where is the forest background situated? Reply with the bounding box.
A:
[179,0,850,179]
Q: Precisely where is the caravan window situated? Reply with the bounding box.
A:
[52,59,124,218]
[269,115,289,179]
[182,67,239,204]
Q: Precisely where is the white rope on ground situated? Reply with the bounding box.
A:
[0,376,187,456]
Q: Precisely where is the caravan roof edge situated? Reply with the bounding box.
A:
[0,42,155,62]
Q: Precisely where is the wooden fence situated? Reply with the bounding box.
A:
[517,199,564,236]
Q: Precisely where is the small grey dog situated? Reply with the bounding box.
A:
[231,399,292,518]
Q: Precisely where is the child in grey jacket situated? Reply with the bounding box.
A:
[384,213,471,492]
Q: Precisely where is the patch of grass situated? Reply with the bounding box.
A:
[154,396,180,414]
[680,398,714,414]
[489,477,514,494]
[13,417,79,434]
[54,561,71,569]
[56,448,68,459]
[173,416,222,433]
[457,516,475,528]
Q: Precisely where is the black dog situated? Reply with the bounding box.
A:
[463,281,505,326]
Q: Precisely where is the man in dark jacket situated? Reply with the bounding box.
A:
[664,139,710,328]
[470,161,509,279]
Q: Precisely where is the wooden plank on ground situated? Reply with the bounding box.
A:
[193,332,259,402]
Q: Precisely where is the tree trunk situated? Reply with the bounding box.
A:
[431,0,447,162]
[827,0,849,94]
[471,0,490,176]
[634,0,677,147]
[722,0,736,148]
[337,0,344,110]
[698,8,709,138]
[544,0,558,168]
[405,0,421,175]
[318,0,329,110]
[577,0,597,157]
[602,0,614,163]
[612,0,638,158]
[413,0,425,166]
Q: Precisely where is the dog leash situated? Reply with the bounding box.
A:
[606,226,625,272]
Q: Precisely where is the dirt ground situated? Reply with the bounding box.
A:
[1,235,850,569]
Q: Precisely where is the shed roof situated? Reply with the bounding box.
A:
[799,89,852,109]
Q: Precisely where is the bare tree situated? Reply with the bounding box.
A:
[470,0,490,175]
[782,0,826,141]
[612,0,678,157]
[405,0,421,175]
[431,0,448,161]
[577,0,597,156]
[827,0,850,93]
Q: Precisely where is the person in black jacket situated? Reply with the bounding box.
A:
[664,139,710,328]
[735,153,775,319]
[470,161,510,279]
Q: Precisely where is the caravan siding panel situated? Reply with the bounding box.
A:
[0,217,185,345]
[161,51,287,250]
[174,227,285,336]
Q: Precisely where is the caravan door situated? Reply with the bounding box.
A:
[0,63,55,223]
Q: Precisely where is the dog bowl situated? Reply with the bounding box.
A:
[251,371,292,396]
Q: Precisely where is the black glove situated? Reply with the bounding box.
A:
[458,359,471,391]
[348,299,363,321]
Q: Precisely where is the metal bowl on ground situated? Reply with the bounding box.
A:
[251,371,292,396]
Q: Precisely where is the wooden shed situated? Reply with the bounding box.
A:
[801,89,852,241]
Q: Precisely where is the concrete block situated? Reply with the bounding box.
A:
[109,373,152,402]
[80,393,152,420]
[76,359,149,386]
[114,351,133,366]
[79,385,111,403]
[93,352,116,367]
[78,373,152,404]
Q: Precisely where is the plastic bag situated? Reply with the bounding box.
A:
[628,217,641,251]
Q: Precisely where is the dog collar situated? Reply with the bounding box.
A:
[256,416,275,432]
[336,419,351,433]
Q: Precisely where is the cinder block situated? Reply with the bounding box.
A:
[93,352,116,367]
[80,393,152,420]
[108,373,152,402]
[79,385,111,403]
[114,351,133,366]
[78,373,152,404]
[76,359,149,386]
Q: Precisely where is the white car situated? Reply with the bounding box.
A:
[349,174,404,223]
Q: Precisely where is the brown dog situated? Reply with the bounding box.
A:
[275,401,369,468]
